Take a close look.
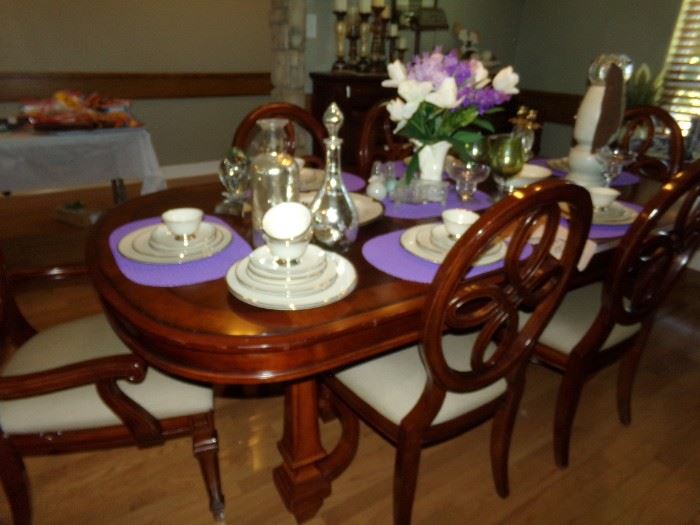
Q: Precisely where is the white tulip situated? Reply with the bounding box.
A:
[397,79,433,103]
[381,60,408,88]
[386,98,419,131]
[493,66,520,95]
[470,59,490,88]
[425,77,461,109]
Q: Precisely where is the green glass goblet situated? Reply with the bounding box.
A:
[487,133,525,194]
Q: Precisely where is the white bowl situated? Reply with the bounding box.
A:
[161,207,204,237]
[441,209,480,239]
[587,187,620,209]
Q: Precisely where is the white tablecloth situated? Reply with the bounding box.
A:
[0,128,166,195]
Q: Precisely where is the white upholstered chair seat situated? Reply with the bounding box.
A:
[0,314,213,434]
[523,282,641,355]
[335,333,506,426]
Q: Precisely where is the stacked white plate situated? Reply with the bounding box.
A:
[226,244,357,310]
[118,222,232,264]
[592,202,638,225]
[401,223,507,265]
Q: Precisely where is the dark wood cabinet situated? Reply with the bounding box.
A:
[310,72,394,169]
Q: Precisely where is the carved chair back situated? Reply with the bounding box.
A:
[602,159,700,328]
[232,102,327,167]
[620,105,684,181]
[415,181,592,412]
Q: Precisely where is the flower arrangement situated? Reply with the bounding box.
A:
[382,48,520,183]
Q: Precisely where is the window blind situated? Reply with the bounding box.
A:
[660,0,700,134]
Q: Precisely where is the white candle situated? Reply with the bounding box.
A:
[397,0,409,8]
[397,36,407,50]
[389,23,398,37]
[371,0,385,8]
[359,0,371,13]
[334,0,347,11]
[381,6,391,19]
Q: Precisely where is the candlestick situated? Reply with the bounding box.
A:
[369,5,388,73]
[357,11,372,72]
[346,8,360,70]
[332,10,349,72]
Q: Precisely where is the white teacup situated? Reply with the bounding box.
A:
[161,207,204,239]
[262,202,313,265]
[587,187,620,210]
[442,208,480,240]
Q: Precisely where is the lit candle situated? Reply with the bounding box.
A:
[371,0,385,8]
[397,36,407,50]
[359,0,371,13]
[389,23,398,37]
[334,0,347,11]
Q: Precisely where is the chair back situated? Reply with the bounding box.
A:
[231,102,327,167]
[620,105,684,180]
[357,100,413,179]
[603,159,700,326]
[419,180,592,394]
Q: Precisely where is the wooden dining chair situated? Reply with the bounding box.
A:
[231,102,327,167]
[527,159,700,469]
[357,100,414,179]
[321,180,593,524]
[0,253,225,524]
[619,105,684,181]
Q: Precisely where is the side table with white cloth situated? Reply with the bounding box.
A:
[0,128,166,195]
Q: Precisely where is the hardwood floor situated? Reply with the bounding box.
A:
[1,256,699,524]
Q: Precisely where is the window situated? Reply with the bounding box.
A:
[660,0,700,134]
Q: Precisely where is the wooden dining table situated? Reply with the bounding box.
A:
[85,172,659,522]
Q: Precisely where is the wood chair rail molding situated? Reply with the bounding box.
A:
[0,72,272,102]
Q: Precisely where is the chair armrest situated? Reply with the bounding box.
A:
[0,354,145,400]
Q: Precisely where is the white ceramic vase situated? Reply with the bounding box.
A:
[417,140,451,181]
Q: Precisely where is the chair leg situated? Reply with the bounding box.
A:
[0,437,31,525]
[191,413,226,522]
[553,364,586,468]
[490,366,527,498]
[617,332,648,426]
[394,428,423,525]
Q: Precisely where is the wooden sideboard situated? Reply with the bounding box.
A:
[310,72,393,168]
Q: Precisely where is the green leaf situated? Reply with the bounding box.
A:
[472,117,495,133]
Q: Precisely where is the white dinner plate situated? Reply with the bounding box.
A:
[236,254,338,297]
[299,168,325,191]
[401,223,507,265]
[118,222,232,264]
[592,202,638,225]
[506,163,553,188]
[227,249,357,310]
[299,192,384,226]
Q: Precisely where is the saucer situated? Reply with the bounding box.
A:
[402,223,506,265]
[299,192,384,226]
[118,222,232,264]
[148,223,217,252]
[227,249,357,310]
[507,164,553,188]
[592,202,637,225]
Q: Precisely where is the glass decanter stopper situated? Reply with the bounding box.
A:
[309,103,359,251]
[249,118,300,232]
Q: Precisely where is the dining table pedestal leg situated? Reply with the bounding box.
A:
[273,379,331,523]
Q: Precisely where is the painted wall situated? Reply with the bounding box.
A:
[0,0,273,165]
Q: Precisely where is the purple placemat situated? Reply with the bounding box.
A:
[109,215,252,287]
[561,201,643,239]
[530,157,640,187]
[343,172,365,192]
[362,228,531,284]
[382,189,492,219]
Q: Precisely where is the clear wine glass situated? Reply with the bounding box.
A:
[445,157,491,201]
[487,133,525,194]
[596,146,637,186]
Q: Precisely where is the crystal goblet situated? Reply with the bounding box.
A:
[595,146,637,187]
[445,157,491,201]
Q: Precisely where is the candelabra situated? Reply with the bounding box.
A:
[332,10,348,71]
